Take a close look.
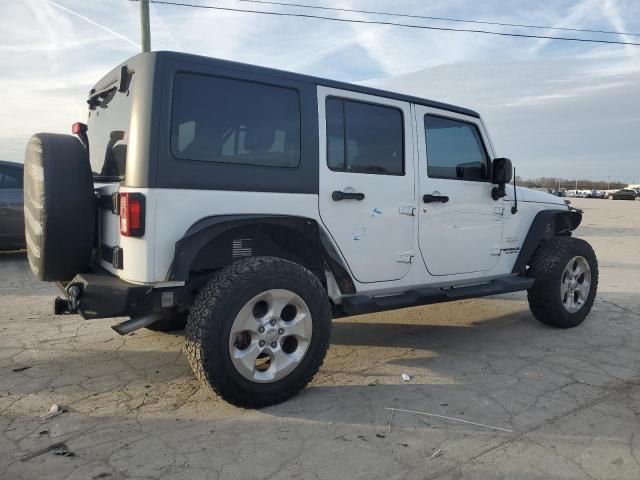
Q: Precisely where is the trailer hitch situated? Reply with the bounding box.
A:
[54,283,83,315]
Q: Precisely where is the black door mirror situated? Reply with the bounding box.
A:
[491,157,513,200]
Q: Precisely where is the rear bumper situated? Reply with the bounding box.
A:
[56,268,179,320]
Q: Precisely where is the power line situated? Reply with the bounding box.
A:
[231,0,640,38]
[141,0,640,47]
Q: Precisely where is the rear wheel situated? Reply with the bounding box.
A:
[527,237,598,328]
[185,256,331,408]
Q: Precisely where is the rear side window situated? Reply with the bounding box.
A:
[424,115,489,181]
[326,98,404,175]
[171,73,301,168]
[0,166,22,188]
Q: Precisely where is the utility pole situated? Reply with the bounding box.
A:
[140,0,151,52]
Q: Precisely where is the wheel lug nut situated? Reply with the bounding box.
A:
[259,340,265,347]
[271,341,278,348]
[270,319,276,326]
[258,326,265,333]
[278,328,284,335]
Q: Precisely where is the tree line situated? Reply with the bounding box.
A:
[513,177,628,191]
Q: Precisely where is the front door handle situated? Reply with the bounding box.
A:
[423,194,449,203]
[332,190,365,201]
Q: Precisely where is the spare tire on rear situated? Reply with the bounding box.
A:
[24,133,95,281]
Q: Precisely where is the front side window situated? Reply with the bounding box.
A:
[171,73,301,168]
[424,115,489,181]
[326,98,404,175]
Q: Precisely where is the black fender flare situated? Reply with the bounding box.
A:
[512,209,582,274]
[167,214,356,294]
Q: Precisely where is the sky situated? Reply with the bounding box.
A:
[1,0,639,181]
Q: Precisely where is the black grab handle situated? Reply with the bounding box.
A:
[423,194,449,204]
[332,190,365,201]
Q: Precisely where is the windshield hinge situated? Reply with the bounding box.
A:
[399,205,417,216]
[396,251,414,263]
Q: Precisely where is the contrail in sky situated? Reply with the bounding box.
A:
[45,0,141,49]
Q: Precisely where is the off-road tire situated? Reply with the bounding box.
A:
[24,133,95,281]
[527,237,598,328]
[185,256,331,408]
[146,311,188,332]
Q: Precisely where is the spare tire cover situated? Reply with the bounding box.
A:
[24,133,96,281]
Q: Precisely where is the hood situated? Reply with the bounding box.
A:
[505,186,567,206]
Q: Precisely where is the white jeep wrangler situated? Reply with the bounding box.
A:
[24,51,598,408]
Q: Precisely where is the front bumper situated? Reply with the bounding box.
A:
[56,268,177,320]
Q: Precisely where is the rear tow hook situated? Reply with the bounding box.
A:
[54,284,82,315]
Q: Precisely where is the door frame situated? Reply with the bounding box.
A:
[414,104,503,277]
[316,85,417,284]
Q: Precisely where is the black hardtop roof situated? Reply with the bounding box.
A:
[118,51,480,119]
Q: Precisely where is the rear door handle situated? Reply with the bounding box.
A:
[332,190,365,201]
[423,194,449,203]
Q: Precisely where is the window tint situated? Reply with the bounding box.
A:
[171,73,301,168]
[0,166,22,189]
[326,98,404,175]
[424,115,489,181]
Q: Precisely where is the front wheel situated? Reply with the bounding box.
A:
[527,237,598,328]
[185,257,331,408]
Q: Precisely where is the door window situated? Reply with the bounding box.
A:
[326,98,404,175]
[424,115,489,182]
[171,73,301,168]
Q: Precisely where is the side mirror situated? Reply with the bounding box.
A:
[491,157,513,200]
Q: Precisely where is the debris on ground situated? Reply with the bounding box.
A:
[20,442,67,462]
[12,366,31,372]
[384,407,513,433]
[431,449,444,458]
[401,373,412,382]
[40,404,66,420]
[375,433,386,438]
[53,444,75,457]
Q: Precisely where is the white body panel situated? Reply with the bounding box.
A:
[414,105,502,276]
[317,86,416,283]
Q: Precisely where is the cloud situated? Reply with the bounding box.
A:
[370,53,640,181]
[0,0,638,185]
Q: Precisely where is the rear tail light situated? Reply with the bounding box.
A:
[120,192,145,237]
[72,122,87,135]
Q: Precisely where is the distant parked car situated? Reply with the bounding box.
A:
[607,189,636,201]
[0,160,24,250]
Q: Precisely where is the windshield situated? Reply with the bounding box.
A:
[87,71,135,181]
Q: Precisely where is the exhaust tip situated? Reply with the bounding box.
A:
[112,314,165,335]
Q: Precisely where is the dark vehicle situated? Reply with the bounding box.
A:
[0,161,25,250]
[607,189,637,200]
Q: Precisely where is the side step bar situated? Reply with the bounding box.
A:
[341,276,535,315]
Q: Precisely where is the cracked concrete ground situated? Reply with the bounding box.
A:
[1,198,639,480]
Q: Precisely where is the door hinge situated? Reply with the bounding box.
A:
[490,247,502,256]
[399,205,417,216]
[493,206,505,216]
[396,251,414,263]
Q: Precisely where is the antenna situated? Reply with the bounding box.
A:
[511,167,518,215]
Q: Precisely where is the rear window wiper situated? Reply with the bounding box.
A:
[87,85,117,110]
[87,66,133,110]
